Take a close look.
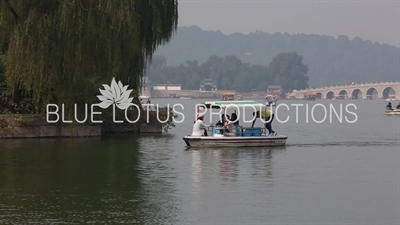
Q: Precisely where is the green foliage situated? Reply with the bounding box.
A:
[0,55,36,113]
[156,106,177,133]
[0,114,42,129]
[146,54,310,92]
[267,52,309,91]
[0,0,178,115]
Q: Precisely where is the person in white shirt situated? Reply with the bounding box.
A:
[192,114,214,136]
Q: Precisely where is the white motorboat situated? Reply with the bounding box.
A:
[183,100,288,148]
[183,129,287,148]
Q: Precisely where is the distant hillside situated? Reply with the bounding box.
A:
[153,26,399,87]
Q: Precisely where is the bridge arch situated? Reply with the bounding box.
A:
[382,86,396,99]
[366,87,378,99]
[316,92,322,99]
[351,89,362,99]
[326,91,335,99]
[338,90,348,99]
[288,82,400,100]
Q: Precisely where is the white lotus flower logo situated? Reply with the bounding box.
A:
[97,78,133,110]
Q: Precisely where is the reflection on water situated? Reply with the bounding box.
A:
[219,149,237,183]
[0,99,399,224]
[136,134,181,224]
[184,148,286,224]
[190,147,283,198]
[191,150,202,195]
[0,134,181,224]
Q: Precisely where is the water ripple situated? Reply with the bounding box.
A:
[287,141,399,147]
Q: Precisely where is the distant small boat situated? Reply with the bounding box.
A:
[221,92,235,101]
[180,97,191,99]
[384,99,400,115]
[385,109,400,115]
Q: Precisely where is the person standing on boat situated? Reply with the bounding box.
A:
[251,109,276,136]
[192,114,213,136]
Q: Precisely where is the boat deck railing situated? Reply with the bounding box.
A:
[206,126,270,137]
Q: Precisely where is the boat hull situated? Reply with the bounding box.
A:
[183,135,287,148]
[385,110,400,115]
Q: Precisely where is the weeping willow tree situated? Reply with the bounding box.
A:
[0,0,178,114]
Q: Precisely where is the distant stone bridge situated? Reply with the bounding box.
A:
[287,81,400,99]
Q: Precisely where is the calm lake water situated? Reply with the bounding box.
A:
[0,99,399,224]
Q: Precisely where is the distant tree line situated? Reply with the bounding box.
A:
[154,26,399,87]
[145,52,309,92]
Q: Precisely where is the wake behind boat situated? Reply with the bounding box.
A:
[183,100,288,148]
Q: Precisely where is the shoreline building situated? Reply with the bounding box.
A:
[198,78,219,98]
[267,85,284,99]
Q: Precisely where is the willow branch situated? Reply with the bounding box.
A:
[5,0,19,23]
[0,25,10,34]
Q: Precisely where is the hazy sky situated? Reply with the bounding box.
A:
[178,0,399,47]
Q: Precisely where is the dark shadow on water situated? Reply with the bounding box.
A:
[102,132,172,139]
[0,137,103,150]
[0,133,181,224]
[0,132,175,150]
